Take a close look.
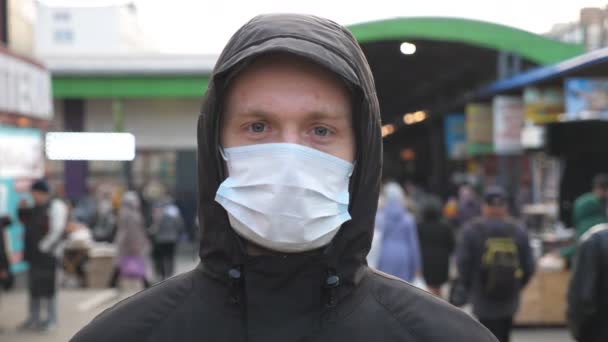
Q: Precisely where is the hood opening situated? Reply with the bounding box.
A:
[197,14,382,293]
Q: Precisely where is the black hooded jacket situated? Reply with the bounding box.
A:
[567,224,608,342]
[71,14,498,342]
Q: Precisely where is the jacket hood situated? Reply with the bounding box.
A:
[197,14,381,290]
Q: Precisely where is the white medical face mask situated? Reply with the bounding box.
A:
[215,143,354,253]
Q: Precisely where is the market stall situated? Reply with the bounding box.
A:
[471,47,608,326]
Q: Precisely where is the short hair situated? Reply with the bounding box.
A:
[593,173,608,189]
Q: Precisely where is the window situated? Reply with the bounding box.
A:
[54,30,74,44]
[53,11,71,22]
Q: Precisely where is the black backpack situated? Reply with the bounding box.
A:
[478,221,523,300]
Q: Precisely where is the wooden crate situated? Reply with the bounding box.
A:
[514,270,569,326]
[540,271,569,324]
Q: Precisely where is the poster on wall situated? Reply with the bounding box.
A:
[0,126,44,179]
[565,78,608,121]
[493,96,524,155]
[0,178,28,273]
[523,87,564,124]
[0,48,53,120]
[444,113,467,160]
[466,103,493,155]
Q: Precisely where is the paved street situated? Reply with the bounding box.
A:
[0,244,574,342]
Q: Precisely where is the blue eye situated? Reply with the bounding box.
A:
[313,126,329,137]
[250,122,266,133]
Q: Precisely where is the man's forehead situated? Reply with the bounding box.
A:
[227,53,350,93]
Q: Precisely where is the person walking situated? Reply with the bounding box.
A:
[109,191,151,289]
[72,14,498,342]
[456,183,481,229]
[376,182,422,282]
[417,196,455,297]
[561,174,608,261]
[567,223,608,342]
[457,186,535,342]
[149,198,184,281]
[0,215,13,332]
[92,186,117,243]
[17,179,68,332]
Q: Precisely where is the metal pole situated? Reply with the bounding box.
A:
[0,0,8,44]
[112,99,133,190]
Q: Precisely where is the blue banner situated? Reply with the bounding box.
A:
[0,178,28,273]
[444,114,467,159]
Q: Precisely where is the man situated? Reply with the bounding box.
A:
[18,179,68,332]
[457,186,535,342]
[567,223,608,342]
[149,195,185,280]
[561,174,608,260]
[72,14,497,342]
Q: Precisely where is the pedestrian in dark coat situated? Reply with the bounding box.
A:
[567,223,608,342]
[457,186,534,342]
[18,179,68,332]
[417,196,455,297]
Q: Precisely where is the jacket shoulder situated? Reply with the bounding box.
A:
[368,270,497,342]
[70,270,196,342]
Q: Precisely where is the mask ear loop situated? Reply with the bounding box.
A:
[219,146,228,161]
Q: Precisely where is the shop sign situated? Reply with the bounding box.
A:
[444,113,467,159]
[565,78,608,121]
[466,103,493,155]
[523,87,563,124]
[0,50,52,120]
[45,132,136,161]
[493,96,524,155]
[0,125,44,179]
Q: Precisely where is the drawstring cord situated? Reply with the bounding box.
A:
[324,269,340,308]
[228,266,243,305]
[322,241,341,308]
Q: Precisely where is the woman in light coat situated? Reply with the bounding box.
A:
[109,191,151,288]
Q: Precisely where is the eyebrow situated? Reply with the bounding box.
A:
[233,109,349,121]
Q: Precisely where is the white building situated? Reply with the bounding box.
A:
[5,0,36,56]
[34,1,154,57]
[547,6,608,51]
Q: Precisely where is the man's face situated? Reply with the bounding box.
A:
[221,54,355,162]
[31,190,49,206]
[594,186,608,201]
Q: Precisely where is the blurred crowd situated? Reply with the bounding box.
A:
[368,175,608,342]
[0,179,191,333]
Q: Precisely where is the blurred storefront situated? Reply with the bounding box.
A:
[0,44,53,272]
[46,56,212,233]
[358,17,582,194]
[467,47,608,326]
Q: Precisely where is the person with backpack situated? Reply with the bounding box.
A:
[456,186,535,342]
[149,197,185,281]
[17,179,68,332]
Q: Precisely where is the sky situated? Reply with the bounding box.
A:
[40,0,608,54]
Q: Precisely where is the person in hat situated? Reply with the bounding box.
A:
[71,14,497,342]
[456,186,535,342]
[17,179,68,332]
